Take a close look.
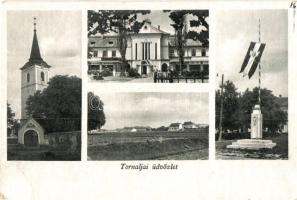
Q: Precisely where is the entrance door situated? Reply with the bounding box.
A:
[24,130,39,147]
[141,65,147,75]
[161,63,168,72]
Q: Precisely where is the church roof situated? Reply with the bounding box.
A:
[21,24,51,70]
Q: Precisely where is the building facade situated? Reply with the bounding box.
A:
[88,21,209,77]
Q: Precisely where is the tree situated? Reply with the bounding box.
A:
[7,103,20,136]
[88,10,150,76]
[26,75,82,133]
[166,10,209,73]
[216,80,287,135]
[88,92,106,131]
[215,80,240,132]
[239,87,287,133]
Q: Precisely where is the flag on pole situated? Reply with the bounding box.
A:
[239,42,266,78]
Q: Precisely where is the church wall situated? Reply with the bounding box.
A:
[21,87,34,119]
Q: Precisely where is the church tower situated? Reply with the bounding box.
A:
[20,17,51,119]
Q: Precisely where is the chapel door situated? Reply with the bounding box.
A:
[24,130,39,147]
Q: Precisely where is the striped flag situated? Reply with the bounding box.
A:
[239,42,266,78]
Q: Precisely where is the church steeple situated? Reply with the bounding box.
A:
[29,17,43,62]
[21,17,51,70]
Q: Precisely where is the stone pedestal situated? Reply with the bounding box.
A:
[227,139,276,150]
[226,104,276,150]
[251,105,263,139]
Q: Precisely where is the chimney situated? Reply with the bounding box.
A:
[158,25,160,30]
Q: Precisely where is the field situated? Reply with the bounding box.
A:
[216,134,288,160]
[88,130,209,160]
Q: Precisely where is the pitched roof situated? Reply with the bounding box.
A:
[137,21,169,35]
[168,36,203,47]
[169,123,181,127]
[88,36,118,48]
[183,121,195,126]
[21,29,51,70]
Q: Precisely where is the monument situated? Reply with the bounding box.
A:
[18,18,51,147]
[227,20,276,150]
[227,104,276,150]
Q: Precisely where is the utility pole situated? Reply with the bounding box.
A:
[258,19,261,106]
[218,74,224,141]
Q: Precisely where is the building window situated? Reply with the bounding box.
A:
[191,49,196,57]
[93,50,98,57]
[169,48,174,58]
[142,43,144,60]
[144,43,147,60]
[112,50,116,57]
[201,49,206,57]
[41,72,45,81]
[135,43,137,60]
[27,73,30,83]
[148,43,150,59]
[108,41,114,45]
[103,50,108,58]
[155,43,157,60]
[90,41,95,46]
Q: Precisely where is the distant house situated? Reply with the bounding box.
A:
[183,121,198,129]
[118,126,151,132]
[134,126,152,132]
[197,124,209,128]
[168,123,184,131]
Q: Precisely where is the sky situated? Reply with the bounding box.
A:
[91,10,208,36]
[91,92,209,130]
[216,10,288,97]
[7,11,82,119]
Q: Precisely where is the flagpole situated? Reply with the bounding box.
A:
[258,19,261,106]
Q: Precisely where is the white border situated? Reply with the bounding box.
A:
[0,1,296,200]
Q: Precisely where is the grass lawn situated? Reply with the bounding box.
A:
[216,134,288,160]
[88,138,208,160]
[7,144,81,161]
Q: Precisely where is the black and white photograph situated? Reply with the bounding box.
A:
[6,11,82,160]
[87,92,209,160]
[215,10,288,160]
[87,10,209,83]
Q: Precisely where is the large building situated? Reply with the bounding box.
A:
[88,21,209,77]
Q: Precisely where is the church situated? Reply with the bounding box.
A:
[88,20,209,77]
[18,18,51,147]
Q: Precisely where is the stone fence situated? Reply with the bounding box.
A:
[47,131,81,154]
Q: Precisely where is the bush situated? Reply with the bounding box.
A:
[101,69,112,77]
[171,70,179,78]
[93,72,103,80]
[127,68,140,78]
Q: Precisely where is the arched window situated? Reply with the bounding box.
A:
[27,73,30,83]
[41,72,45,81]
